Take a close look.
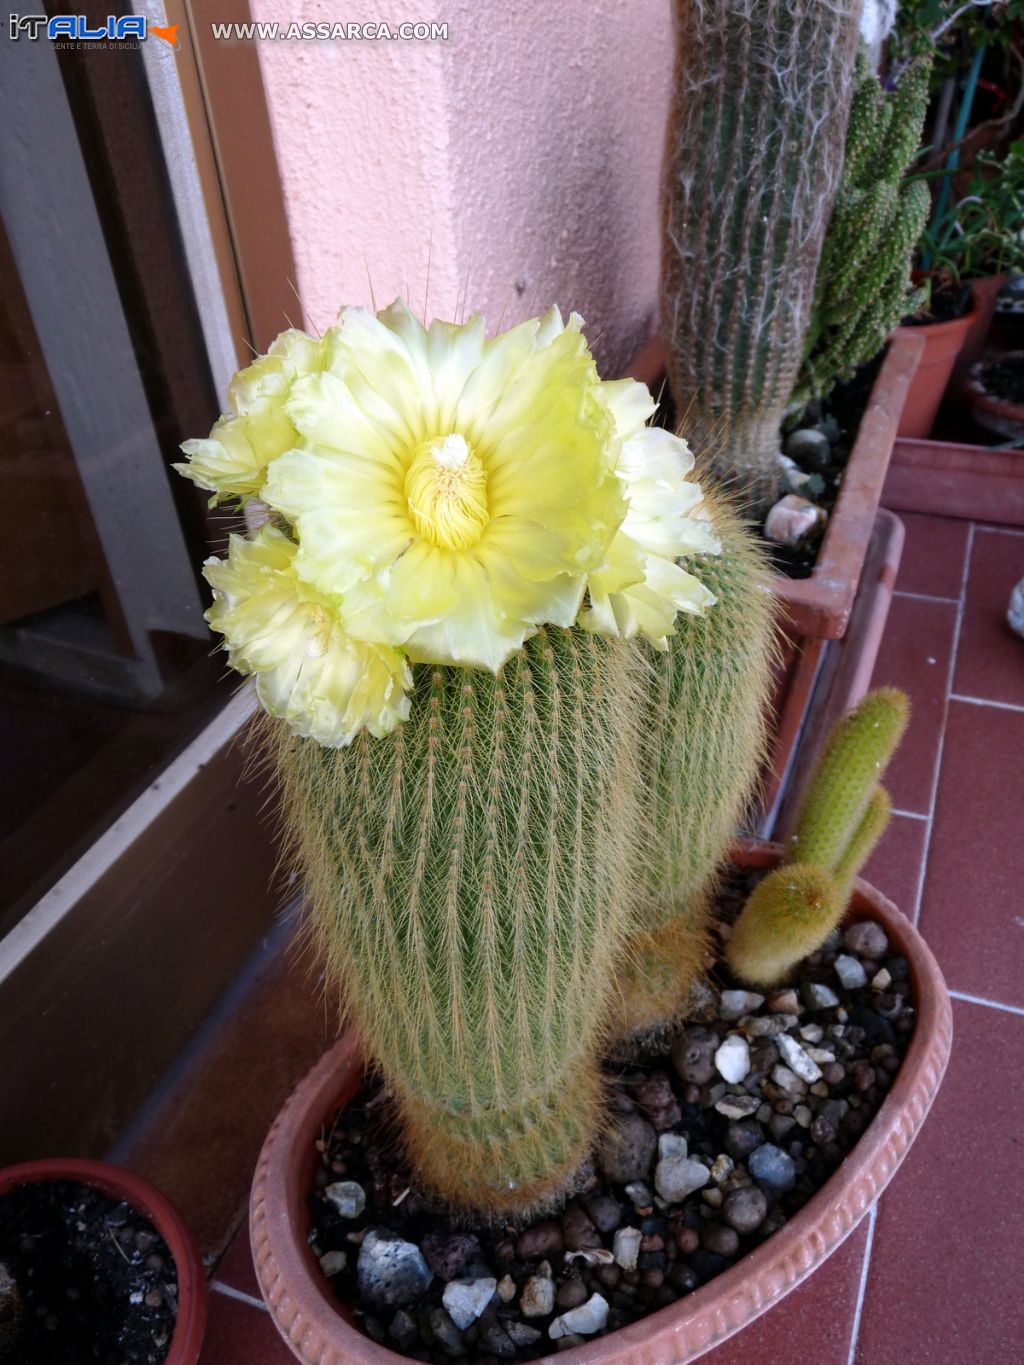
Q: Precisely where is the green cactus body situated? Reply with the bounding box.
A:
[275,626,642,1218]
[615,491,778,1044]
[727,688,908,987]
[662,0,863,511]
[795,57,931,409]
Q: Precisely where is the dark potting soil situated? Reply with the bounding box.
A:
[0,1181,177,1364]
[308,866,913,1363]
[980,354,1024,406]
[901,281,972,327]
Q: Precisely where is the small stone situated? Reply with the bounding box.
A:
[671,1027,718,1085]
[748,1143,797,1193]
[799,1023,824,1043]
[715,1094,762,1120]
[515,1220,564,1259]
[624,1181,654,1209]
[496,1274,516,1303]
[422,1232,481,1282]
[777,1033,824,1082]
[388,1309,419,1351]
[565,1247,614,1266]
[318,1249,347,1276]
[871,968,893,991]
[701,1223,740,1257]
[655,1154,710,1204]
[710,1153,735,1185]
[520,1271,556,1318]
[723,1185,768,1234]
[702,1186,724,1208]
[556,1278,589,1310]
[803,982,840,1010]
[658,1132,688,1161]
[767,989,800,1014]
[844,921,890,960]
[583,1194,623,1234]
[769,1112,797,1141]
[823,1061,846,1086]
[562,1205,601,1251]
[357,1230,433,1311]
[764,494,827,548]
[506,1321,542,1348]
[784,427,832,470]
[715,1034,751,1084]
[835,954,869,990]
[724,1120,765,1160]
[441,1276,496,1330]
[613,1226,643,1270]
[794,1104,813,1128]
[719,989,765,1020]
[597,1113,658,1185]
[548,1292,609,1340]
[324,1181,366,1219]
[770,1064,807,1096]
[428,1307,466,1357]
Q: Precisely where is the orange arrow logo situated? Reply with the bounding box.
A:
[151,23,179,47]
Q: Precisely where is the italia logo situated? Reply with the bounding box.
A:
[8,14,179,46]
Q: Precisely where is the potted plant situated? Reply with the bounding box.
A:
[965,349,1024,440]
[175,306,950,1362]
[0,1157,206,1364]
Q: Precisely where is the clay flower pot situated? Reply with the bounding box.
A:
[966,351,1024,443]
[0,1157,207,1364]
[249,841,952,1364]
[894,300,980,440]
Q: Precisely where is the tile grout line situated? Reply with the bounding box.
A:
[845,1204,877,1365]
[950,692,1024,715]
[910,521,975,927]
[949,989,1024,1018]
[891,808,929,822]
[211,1280,270,1312]
[892,589,959,605]
[974,523,1024,539]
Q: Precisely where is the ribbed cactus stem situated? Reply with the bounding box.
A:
[726,863,843,988]
[614,491,777,1045]
[789,689,909,871]
[662,0,862,511]
[275,627,642,1218]
[834,784,892,898]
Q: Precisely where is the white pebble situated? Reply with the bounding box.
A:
[764,494,828,548]
[719,989,765,1020]
[324,1180,366,1219]
[778,1032,824,1082]
[715,1034,751,1084]
[1008,577,1024,637]
[520,1273,555,1318]
[443,1277,496,1330]
[658,1132,688,1161]
[835,954,869,990]
[549,1292,609,1340]
[318,1249,347,1276]
[871,968,892,991]
[612,1226,642,1271]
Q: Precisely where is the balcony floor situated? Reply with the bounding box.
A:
[119,510,1024,1364]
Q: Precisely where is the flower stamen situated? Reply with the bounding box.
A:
[405,433,489,551]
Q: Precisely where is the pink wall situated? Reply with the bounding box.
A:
[251,0,672,374]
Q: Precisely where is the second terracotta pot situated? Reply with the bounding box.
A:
[894,301,979,439]
[250,841,952,1365]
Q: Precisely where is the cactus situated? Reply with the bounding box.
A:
[794,56,932,409]
[727,688,909,987]
[274,626,644,1218]
[662,0,863,512]
[614,491,778,1046]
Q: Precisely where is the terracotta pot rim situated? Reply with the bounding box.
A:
[896,297,981,336]
[966,351,1024,421]
[250,840,953,1364]
[0,1156,207,1365]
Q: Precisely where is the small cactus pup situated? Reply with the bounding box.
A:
[175,300,723,1219]
[613,491,778,1049]
[727,688,910,987]
[661,0,864,512]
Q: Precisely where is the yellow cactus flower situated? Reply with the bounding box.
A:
[262,300,628,672]
[204,527,411,747]
[175,329,330,503]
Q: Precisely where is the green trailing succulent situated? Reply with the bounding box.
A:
[727,688,910,987]
[794,56,932,410]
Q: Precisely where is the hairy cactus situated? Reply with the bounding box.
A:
[794,56,932,409]
[727,689,909,987]
[662,0,863,512]
[615,492,778,1046]
[275,627,644,1218]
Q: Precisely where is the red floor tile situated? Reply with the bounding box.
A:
[860,811,928,921]
[953,528,1024,708]
[918,699,1024,1009]
[855,999,1024,1364]
[701,1221,869,1365]
[199,1289,295,1364]
[214,1223,261,1299]
[894,513,970,600]
[870,595,958,816]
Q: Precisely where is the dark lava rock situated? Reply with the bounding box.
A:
[421,1232,481,1282]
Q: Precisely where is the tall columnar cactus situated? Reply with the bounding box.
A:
[277,627,643,1217]
[614,492,778,1047]
[793,56,932,409]
[662,0,863,511]
[727,688,909,986]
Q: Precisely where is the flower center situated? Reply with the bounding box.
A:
[404,433,489,551]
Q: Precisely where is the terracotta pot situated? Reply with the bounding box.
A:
[965,351,1024,443]
[250,841,952,1364]
[625,332,923,642]
[0,1157,207,1364]
[952,273,1009,390]
[883,435,1024,527]
[894,301,979,440]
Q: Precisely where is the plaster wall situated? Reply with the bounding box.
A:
[250,0,671,373]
